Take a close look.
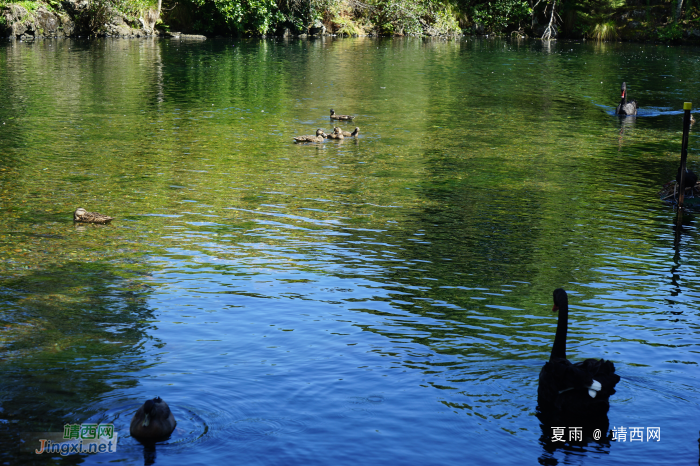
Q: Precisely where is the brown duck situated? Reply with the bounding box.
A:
[330,109,354,120]
[294,129,327,143]
[335,127,359,137]
[74,208,113,224]
[130,396,177,441]
[326,128,345,140]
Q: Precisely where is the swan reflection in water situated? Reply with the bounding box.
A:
[536,410,613,465]
[617,114,636,151]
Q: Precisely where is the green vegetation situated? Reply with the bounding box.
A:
[15,0,40,11]
[471,0,531,33]
[3,0,700,39]
[589,21,618,40]
[656,21,683,40]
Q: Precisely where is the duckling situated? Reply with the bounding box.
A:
[130,397,177,441]
[294,129,326,143]
[330,109,354,120]
[73,208,113,224]
[336,127,360,137]
[325,127,345,140]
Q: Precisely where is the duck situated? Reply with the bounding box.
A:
[294,129,326,143]
[73,208,113,224]
[615,82,637,116]
[330,109,354,120]
[335,127,360,137]
[130,397,177,441]
[676,166,698,194]
[537,289,620,417]
[325,128,344,140]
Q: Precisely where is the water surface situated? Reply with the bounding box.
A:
[0,37,699,465]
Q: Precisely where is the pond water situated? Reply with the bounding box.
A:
[0,36,699,465]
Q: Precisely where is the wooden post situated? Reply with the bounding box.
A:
[674,104,692,279]
[677,101,692,209]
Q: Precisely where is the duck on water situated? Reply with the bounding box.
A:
[73,208,113,224]
[130,397,177,442]
[294,129,326,143]
[334,127,360,137]
[330,109,355,120]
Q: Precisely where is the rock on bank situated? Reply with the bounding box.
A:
[1,0,159,39]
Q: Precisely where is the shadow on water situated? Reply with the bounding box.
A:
[668,210,695,304]
[536,409,613,465]
[0,261,158,464]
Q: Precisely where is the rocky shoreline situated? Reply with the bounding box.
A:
[0,3,349,41]
[4,0,700,42]
[1,0,160,40]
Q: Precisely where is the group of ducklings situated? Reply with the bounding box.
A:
[294,109,360,143]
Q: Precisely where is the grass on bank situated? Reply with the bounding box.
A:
[0,0,44,12]
[589,21,618,40]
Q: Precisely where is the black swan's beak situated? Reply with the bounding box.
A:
[621,90,625,98]
[552,304,559,312]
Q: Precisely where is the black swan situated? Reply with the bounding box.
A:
[538,289,620,417]
[615,82,638,116]
[677,166,698,192]
[130,397,177,441]
[330,109,355,120]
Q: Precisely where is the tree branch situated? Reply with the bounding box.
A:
[541,0,557,40]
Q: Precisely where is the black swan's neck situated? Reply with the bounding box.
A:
[620,83,628,106]
[550,303,568,361]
